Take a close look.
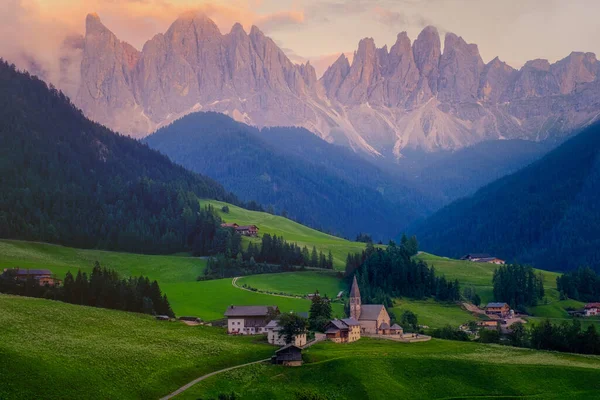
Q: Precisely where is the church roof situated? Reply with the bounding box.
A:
[350,275,360,298]
[358,304,386,321]
[391,323,402,330]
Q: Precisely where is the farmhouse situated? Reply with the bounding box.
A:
[324,318,361,343]
[584,303,600,317]
[224,305,279,335]
[2,268,61,286]
[265,319,307,347]
[460,254,505,264]
[478,320,500,330]
[349,276,391,335]
[272,344,303,366]
[220,223,259,237]
[485,302,510,318]
[221,223,239,229]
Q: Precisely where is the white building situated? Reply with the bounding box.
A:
[224,305,278,335]
[265,319,307,347]
[584,303,600,317]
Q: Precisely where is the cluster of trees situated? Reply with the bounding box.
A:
[355,233,373,243]
[200,254,300,280]
[244,234,334,269]
[0,262,173,317]
[462,286,482,306]
[0,61,239,255]
[492,264,545,310]
[346,242,461,307]
[308,292,333,332]
[556,267,600,302]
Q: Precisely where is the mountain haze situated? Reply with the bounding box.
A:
[68,12,600,158]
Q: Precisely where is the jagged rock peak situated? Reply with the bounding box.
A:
[169,11,221,37]
[86,13,108,34]
[230,22,246,35]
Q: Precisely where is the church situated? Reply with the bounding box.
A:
[349,276,391,335]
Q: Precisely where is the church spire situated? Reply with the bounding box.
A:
[349,275,361,320]
[350,275,360,298]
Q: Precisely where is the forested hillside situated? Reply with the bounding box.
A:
[0,61,236,253]
[146,112,435,240]
[412,122,600,272]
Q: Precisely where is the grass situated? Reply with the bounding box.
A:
[180,338,600,399]
[201,199,368,269]
[0,294,273,400]
[237,271,344,298]
[391,298,478,329]
[161,278,345,321]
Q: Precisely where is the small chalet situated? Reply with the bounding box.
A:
[272,344,303,366]
[390,324,404,335]
[324,318,361,343]
[460,254,505,265]
[236,225,259,237]
[2,268,61,286]
[224,305,279,335]
[584,303,600,317]
[265,319,307,347]
[485,302,510,317]
[478,320,500,330]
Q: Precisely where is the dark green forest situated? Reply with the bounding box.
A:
[556,267,600,302]
[146,112,434,241]
[492,264,545,310]
[0,61,237,254]
[412,122,600,272]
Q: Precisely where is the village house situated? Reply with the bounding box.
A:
[220,223,259,237]
[324,318,361,343]
[224,305,278,335]
[272,344,303,366]
[2,268,61,286]
[584,303,600,317]
[478,320,500,330]
[349,276,392,335]
[485,302,510,318]
[265,319,307,347]
[460,254,505,265]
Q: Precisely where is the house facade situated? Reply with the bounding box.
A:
[584,303,600,316]
[2,268,61,286]
[236,225,259,237]
[224,305,278,335]
[265,319,307,346]
[324,318,361,343]
[272,344,303,366]
[485,302,510,317]
[349,276,391,335]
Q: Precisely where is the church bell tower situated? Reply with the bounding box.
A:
[349,275,361,320]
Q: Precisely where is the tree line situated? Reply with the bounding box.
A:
[492,264,545,311]
[0,262,174,317]
[556,267,600,302]
[345,239,460,307]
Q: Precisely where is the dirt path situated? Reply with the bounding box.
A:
[159,358,270,400]
[231,277,305,299]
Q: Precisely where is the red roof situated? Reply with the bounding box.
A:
[585,303,600,309]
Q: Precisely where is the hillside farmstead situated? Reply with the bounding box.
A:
[2,268,61,286]
[224,305,278,335]
[265,319,307,346]
[584,303,600,316]
[220,223,259,237]
[485,302,510,318]
[460,254,505,264]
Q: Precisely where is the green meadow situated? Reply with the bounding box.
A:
[391,298,478,329]
[0,294,273,400]
[181,338,600,400]
[237,271,344,298]
[201,199,368,269]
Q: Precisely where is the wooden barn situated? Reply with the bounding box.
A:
[272,344,303,366]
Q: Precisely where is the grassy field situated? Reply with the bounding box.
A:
[0,294,273,400]
[237,271,344,298]
[391,298,478,329]
[181,338,600,399]
[201,200,368,269]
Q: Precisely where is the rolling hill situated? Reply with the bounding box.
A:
[0,60,235,254]
[146,112,435,241]
[411,122,600,272]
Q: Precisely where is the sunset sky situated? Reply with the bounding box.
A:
[5,0,600,77]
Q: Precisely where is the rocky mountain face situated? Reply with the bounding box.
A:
[71,13,600,156]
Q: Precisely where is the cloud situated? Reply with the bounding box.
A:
[373,6,435,31]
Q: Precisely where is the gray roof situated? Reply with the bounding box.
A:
[329,319,348,330]
[341,318,360,326]
[486,302,508,308]
[350,275,360,298]
[390,324,402,330]
[325,327,340,334]
[224,305,277,317]
[276,344,302,353]
[265,320,279,329]
[379,322,390,330]
[461,253,492,259]
[359,304,386,321]
[9,269,53,276]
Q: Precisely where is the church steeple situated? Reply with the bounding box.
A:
[349,275,361,320]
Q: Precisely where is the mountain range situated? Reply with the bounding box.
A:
[61,12,600,158]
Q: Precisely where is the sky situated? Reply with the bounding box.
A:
[4,0,600,78]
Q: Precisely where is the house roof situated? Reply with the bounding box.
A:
[237,225,258,230]
[475,257,503,263]
[328,319,348,330]
[10,269,53,276]
[486,302,509,308]
[585,303,600,309]
[224,305,276,317]
[390,323,402,330]
[265,320,280,329]
[461,253,492,259]
[221,223,239,228]
[379,322,390,330]
[359,304,386,321]
[341,318,360,326]
[276,344,302,353]
[350,275,360,298]
[325,327,340,334]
